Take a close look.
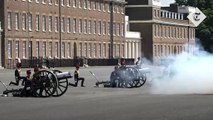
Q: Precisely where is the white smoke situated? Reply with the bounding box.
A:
[151,45,213,94]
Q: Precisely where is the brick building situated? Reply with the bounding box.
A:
[126,0,196,64]
[0,0,126,68]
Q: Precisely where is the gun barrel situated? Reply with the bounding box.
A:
[56,72,73,80]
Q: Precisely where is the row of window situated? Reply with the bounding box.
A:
[7,12,125,36]
[20,0,124,14]
[7,40,125,59]
[153,24,195,39]
[153,9,184,20]
[153,44,187,57]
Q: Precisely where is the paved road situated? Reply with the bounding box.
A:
[0,66,213,120]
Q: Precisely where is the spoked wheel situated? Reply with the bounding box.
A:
[32,70,58,97]
[135,74,147,88]
[125,67,140,88]
[52,70,69,97]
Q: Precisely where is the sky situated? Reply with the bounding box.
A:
[161,0,175,6]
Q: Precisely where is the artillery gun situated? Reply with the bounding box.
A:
[1,69,72,97]
[93,66,150,88]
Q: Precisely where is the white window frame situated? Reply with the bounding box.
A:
[15,13,19,30]
[36,15,39,31]
[49,16,53,32]
[42,15,46,32]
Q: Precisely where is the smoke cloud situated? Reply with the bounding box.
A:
[150,45,213,94]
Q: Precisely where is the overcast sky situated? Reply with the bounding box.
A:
[161,0,175,6]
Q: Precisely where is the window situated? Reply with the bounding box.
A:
[79,19,82,33]
[61,17,65,32]
[49,16,53,32]
[55,42,59,57]
[22,13,27,30]
[23,41,27,58]
[73,0,76,7]
[36,41,40,57]
[113,44,116,57]
[67,43,71,58]
[117,23,120,36]
[67,0,71,7]
[79,43,83,57]
[15,13,19,30]
[84,19,87,34]
[94,1,97,10]
[42,15,46,32]
[67,18,71,33]
[88,20,92,34]
[98,21,101,35]
[73,18,76,33]
[36,15,39,31]
[98,43,101,58]
[42,0,46,4]
[79,0,82,8]
[88,43,91,58]
[49,42,52,58]
[103,44,106,58]
[84,43,87,57]
[55,16,59,32]
[15,41,19,58]
[98,2,101,11]
[88,0,91,10]
[83,0,87,9]
[108,22,110,35]
[61,0,65,6]
[103,3,106,12]
[103,22,106,35]
[29,13,32,31]
[55,0,59,5]
[121,5,124,14]
[113,23,116,36]
[8,41,12,59]
[42,42,46,57]
[62,42,65,58]
[116,5,119,13]
[94,21,97,34]
[49,0,53,5]
[121,23,124,36]
[94,43,97,57]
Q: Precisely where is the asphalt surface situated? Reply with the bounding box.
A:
[0,66,213,120]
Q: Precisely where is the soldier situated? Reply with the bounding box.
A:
[9,63,25,86]
[69,65,85,87]
[21,70,33,97]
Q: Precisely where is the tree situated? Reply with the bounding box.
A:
[175,0,213,52]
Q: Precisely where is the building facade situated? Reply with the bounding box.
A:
[125,16,141,60]
[126,0,196,64]
[0,0,126,68]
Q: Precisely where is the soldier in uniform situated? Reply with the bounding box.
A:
[9,63,25,86]
[21,70,33,97]
[69,65,85,87]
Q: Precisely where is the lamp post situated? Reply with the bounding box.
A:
[0,21,3,68]
[59,0,62,67]
[109,0,114,59]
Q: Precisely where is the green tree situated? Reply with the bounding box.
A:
[175,0,213,52]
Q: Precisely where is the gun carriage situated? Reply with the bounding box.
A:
[1,69,72,97]
[95,66,149,88]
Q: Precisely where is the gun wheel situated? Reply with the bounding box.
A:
[52,70,69,97]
